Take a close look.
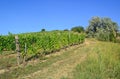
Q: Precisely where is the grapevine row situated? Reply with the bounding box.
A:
[0,31,85,56]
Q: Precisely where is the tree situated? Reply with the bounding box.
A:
[86,16,119,41]
[41,29,46,32]
[63,29,69,31]
[86,17,101,37]
[71,26,84,33]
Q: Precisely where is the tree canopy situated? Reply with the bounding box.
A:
[71,26,84,33]
[41,29,46,32]
[86,16,119,41]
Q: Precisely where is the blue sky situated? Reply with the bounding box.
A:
[0,0,120,35]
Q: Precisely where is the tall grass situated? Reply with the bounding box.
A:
[73,41,120,79]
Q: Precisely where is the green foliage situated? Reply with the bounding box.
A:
[63,29,69,31]
[86,16,119,42]
[71,26,84,33]
[0,31,85,57]
[0,34,15,51]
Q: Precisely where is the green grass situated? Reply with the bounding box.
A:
[72,41,120,79]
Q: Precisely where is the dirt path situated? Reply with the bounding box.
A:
[22,52,86,79]
[19,39,94,79]
[21,49,87,79]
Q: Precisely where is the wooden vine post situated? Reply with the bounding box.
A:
[68,30,71,45]
[23,43,27,64]
[15,35,20,66]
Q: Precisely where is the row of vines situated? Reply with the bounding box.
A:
[0,31,85,57]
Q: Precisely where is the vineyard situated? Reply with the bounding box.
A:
[0,31,85,60]
[0,32,120,79]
